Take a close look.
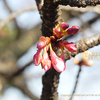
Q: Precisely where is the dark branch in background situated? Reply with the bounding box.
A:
[0,6,36,30]
[3,0,21,39]
[11,75,39,100]
[70,66,81,100]
[58,0,100,7]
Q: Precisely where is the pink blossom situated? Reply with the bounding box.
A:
[41,50,51,71]
[33,50,42,66]
[53,27,63,38]
[67,26,79,35]
[50,44,66,72]
[63,42,77,52]
[37,41,45,49]
[61,22,69,30]
[39,36,51,45]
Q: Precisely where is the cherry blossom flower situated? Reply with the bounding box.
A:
[50,43,66,72]
[33,50,42,66]
[33,22,79,72]
[41,48,51,71]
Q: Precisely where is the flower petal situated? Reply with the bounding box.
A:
[61,22,69,30]
[33,50,42,66]
[37,41,45,49]
[53,27,63,38]
[67,26,79,35]
[50,44,66,72]
[41,50,51,71]
[64,42,77,52]
[39,36,50,45]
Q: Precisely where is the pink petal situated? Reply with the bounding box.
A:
[72,26,79,34]
[39,36,50,45]
[61,22,69,30]
[67,26,79,35]
[53,27,63,38]
[50,48,66,73]
[33,50,42,66]
[41,51,51,71]
[64,42,77,52]
[37,41,45,49]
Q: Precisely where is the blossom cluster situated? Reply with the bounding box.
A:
[33,22,79,72]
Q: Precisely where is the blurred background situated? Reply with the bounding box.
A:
[0,0,100,100]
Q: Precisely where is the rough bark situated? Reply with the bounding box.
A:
[58,0,100,7]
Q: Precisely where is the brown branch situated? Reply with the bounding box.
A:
[11,75,39,100]
[35,0,43,15]
[40,0,60,100]
[36,0,100,99]
[41,0,59,36]
[0,7,37,30]
[60,5,100,14]
[3,0,21,38]
[58,33,100,60]
[58,0,100,7]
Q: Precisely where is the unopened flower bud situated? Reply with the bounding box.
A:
[39,36,51,45]
[33,50,42,66]
[53,27,63,38]
[50,44,66,72]
[37,41,45,49]
[61,22,69,30]
[67,26,79,35]
[63,42,77,52]
[41,50,51,71]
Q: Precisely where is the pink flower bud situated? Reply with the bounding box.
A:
[41,50,51,71]
[66,28,73,35]
[61,22,69,30]
[67,26,79,35]
[39,36,51,45]
[50,44,66,72]
[33,50,42,66]
[63,42,77,52]
[37,41,45,49]
[71,26,79,34]
[53,27,63,38]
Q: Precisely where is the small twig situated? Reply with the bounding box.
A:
[11,76,39,100]
[70,66,81,100]
[0,7,37,30]
[3,0,21,38]
[62,33,100,61]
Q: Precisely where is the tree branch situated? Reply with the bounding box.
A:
[40,0,60,100]
[11,75,39,100]
[41,0,59,36]
[56,33,100,60]
[70,66,81,100]
[60,5,100,14]
[3,0,21,39]
[58,0,100,7]
[0,7,37,30]
[35,0,43,15]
